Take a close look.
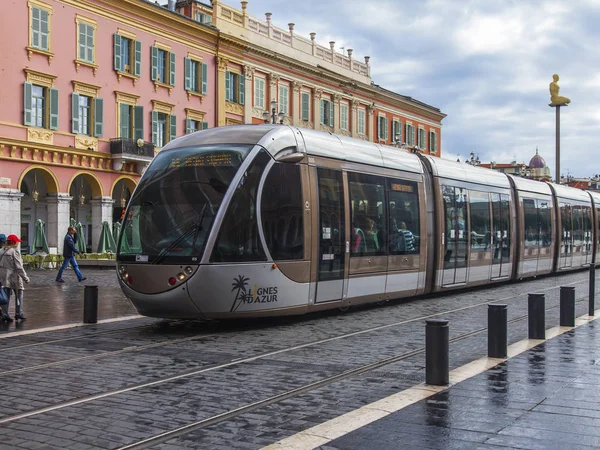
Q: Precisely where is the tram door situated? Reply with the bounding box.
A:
[491,194,511,278]
[315,168,346,303]
[442,186,469,286]
[560,203,573,269]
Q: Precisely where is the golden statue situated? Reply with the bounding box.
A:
[550,74,570,105]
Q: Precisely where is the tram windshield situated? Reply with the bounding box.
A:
[117,144,254,264]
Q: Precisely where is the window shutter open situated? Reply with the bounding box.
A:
[329,101,334,127]
[94,97,104,137]
[113,34,121,71]
[169,114,176,142]
[134,105,144,141]
[412,126,416,147]
[184,58,191,91]
[134,40,142,77]
[151,46,158,81]
[201,121,209,130]
[169,52,176,86]
[49,88,59,130]
[225,71,231,101]
[24,82,33,126]
[301,93,309,121]
[151,110,158,145]
[320,100,325,124]
[201,62,208,94]
[239,73,245,105]
[120,103,130,138]
[71,93,80,134]
[185,118,193,134]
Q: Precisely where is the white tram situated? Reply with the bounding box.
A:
[116,125,600,319]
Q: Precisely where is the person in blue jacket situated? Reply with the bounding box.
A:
[56,226,87,283]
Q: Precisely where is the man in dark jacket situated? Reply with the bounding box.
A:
[56,226,86,283]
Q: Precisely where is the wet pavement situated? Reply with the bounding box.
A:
[0,269,600,449]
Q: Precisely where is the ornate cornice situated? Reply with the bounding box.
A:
[218,57,229,72]
[314,88,323,99]
[225,102,244,115]
[244,65,255,79]
[292,81,302,93]
[269,73,280,86]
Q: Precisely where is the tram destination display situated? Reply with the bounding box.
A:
[170,151,241,168]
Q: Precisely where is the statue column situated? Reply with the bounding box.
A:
[367,104,375,142]
[243,65,254,124]
[313,88,323,130]
[291,81,301,126]
[351,100,360,139]
[0,188,24,239]
[333,94,342,134]
[46,193,72,253]
[90,197,114,253]
[217,57,228,127]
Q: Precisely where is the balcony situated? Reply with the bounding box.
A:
[110,138,155,173]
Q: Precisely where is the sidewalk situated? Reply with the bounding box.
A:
[0,267,137,333]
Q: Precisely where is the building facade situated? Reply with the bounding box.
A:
[0,0,445,254]
[480,148,552,182]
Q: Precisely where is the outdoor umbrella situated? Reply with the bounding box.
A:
[31,219,49,255]
[75,222,87,254]
[97,221,117,254]
[70,218,76,228]
[112,221,121,247]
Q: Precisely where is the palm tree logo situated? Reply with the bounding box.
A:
[230,275,250,312]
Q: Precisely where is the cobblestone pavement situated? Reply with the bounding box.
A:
[0,270,597,449]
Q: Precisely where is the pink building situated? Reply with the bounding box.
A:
[0,0,217,253]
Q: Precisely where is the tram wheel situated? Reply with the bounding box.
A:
[338,305,351,313]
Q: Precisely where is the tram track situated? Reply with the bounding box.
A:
[0,275,591,431]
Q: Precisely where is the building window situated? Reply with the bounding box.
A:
[24,82,58,130]
[418,128,427,150]
[320,98,333,127]
[377,116,388,141]
[152,46,175,86]
[392,120,402,143]
[152,101,176,147]
[340,103,348,131]
[114,33,141,77]
[30,5,50,51]
[32,85,45,128]
[118,104,143,140]
[430,131,438,153]
[405,123,415,146]
[195,11,212,24]
[185,57,208,95]
[278,84,289,117]
[226,71,245,104]
[72,93,103,137]
[79,95,90,134]
[301,91,310,121]
[349,172,387,256]
[358,109,366,135]
[185,118,209,134]
[254,77,265,108]
[76,18,95,64]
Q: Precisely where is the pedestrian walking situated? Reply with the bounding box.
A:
[0,233,13,322]
[56,226,87,283]
[0,234,30,321]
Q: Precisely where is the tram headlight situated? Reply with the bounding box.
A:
[168,277,176,286]
[118,266,125,275]
[177,273,185,281]
[123,272,129,279]
[185,266,194,275]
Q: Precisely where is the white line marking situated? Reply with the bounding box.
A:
[262,310,600,450]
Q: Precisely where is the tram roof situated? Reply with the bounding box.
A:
[548,182,593,203]
[587,190,600,206]
[421,155,511,189]
[507,175,553,196]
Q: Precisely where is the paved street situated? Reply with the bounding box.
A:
[0,269,599,449]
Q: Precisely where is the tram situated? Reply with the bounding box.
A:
[116,125,600,319]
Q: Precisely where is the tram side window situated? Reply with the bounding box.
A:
[523,198,538,248]
[538,199,552,248]
[388,179,420,255]
[261,163,304,260]
[469,191,491,252]
[211,150,270,262]
[348,172,386,256]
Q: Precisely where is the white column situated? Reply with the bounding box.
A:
[313,88,323,130]
[90,196,114,253]
[292,81,301,126]
[243,66,254,124]
[46,193,72,254]
[351,100,359,139]
[0,188,24,237]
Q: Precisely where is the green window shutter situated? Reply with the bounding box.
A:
[384,118,389,140]
[151,46,158,81]
[412,126,416,147]
[113,34,121,71]
[169,52,176,86]
[119,103,130,138]
[71,93,80,134]
[134,40,142,77]
[151,110,158,145]
[320,100,324,124]
[78,23,86,61]
[397,122,402,142]
[40,9,49,50]
[329,101,334,127]
[225,71,231,101]
[49,88,59,130]
[239,74,245,105]
[378,117,382,139]
[301,93,309,121]
[185,118,193,134]
[201,121,209,130]
[24,82,33,126]
[201,62,208,94]
[32,8,40,48]
[184,57,191,91]
[169,114,176,142]
[134,105,144,141]
[94,97,103,137]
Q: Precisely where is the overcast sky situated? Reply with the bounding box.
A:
[239,0,600,179]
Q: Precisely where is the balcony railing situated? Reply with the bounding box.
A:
[110,138,155,159]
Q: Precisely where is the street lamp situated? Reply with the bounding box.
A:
[263,99,285,124]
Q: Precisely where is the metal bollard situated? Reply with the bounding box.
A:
[425,319,449,386]
[560,286,575,327]
[488,304,507,358]
[590,265,596,317]
[83,285,99,324]
[528,293,545,339]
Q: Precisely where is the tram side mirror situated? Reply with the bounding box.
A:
[276,152,305,163]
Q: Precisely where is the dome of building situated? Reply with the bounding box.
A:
[529,147,546,169]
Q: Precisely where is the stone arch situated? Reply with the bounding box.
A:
[67,171,104,197]
[17,165,60,193]
[110,175,138,198]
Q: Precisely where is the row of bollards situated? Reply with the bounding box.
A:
[426,266,597,386]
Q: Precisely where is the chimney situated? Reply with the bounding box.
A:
[168,0,175,11]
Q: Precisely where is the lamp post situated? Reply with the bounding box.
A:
[263,99,285,124]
